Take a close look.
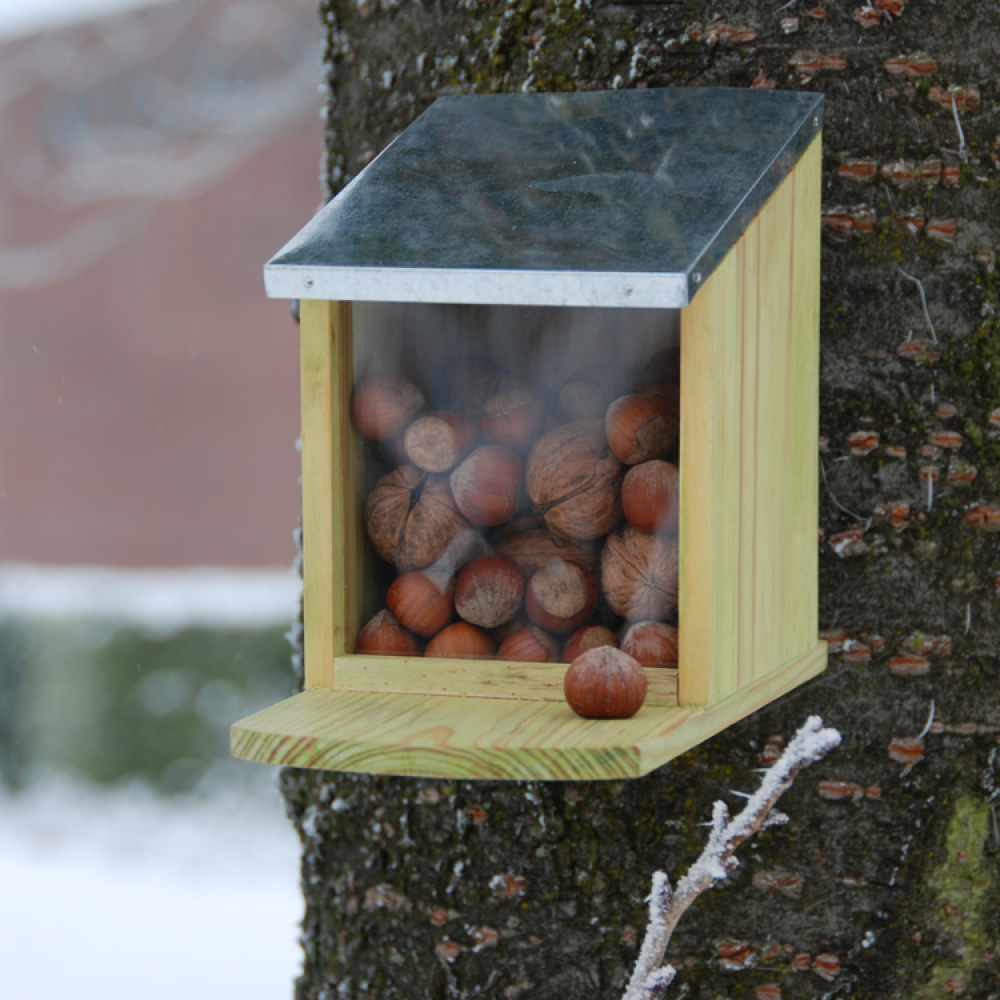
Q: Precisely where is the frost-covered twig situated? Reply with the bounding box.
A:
[622,716,842,1000]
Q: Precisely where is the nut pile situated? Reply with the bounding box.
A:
[352,349,681,667]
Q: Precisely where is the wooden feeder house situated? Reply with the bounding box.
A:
[231,88,827,781]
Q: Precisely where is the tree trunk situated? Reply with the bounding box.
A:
[280,2,1000,996]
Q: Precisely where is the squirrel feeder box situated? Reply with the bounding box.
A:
[231,88,827,781]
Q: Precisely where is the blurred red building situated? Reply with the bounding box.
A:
[0,0,322,568]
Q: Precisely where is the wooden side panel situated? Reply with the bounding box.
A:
[751,169,796,681]
[681,136,823,704]
[301,299,358,688]
[679,240,743,705]
[785,136,822,656]
[736,214,760,690]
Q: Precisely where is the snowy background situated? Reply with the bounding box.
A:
[0,568,304,1000]
[0,778,302,1000]
[1,0,317,995]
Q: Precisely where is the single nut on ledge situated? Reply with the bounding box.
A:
[525,559,598,634]
[356,609,420,656]
[350,372,424,442]
[386,570,455,637]
[450,445,523,526]
[564,646,648,719]
[620,620,679,668]
[604,389,679,465]
[526,421,623,541]
[601,525,680,621]
[454,554,525,629]
[365,465,469,571]
[403,411,476,473]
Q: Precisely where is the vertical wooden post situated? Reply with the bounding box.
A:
[679,241,743,706]
[300,299,356,688]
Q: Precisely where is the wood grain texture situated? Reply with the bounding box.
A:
[231,642,825,780]
[679,146,822,705]
[301,299,361,686]
[679,223,742,705]
[334,655,678,706]
[300,299,338,688]
[786,136,822,656]
[737,211,760,691]
[753,165,796,682]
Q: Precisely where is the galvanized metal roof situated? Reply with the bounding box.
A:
[265,88,823,309]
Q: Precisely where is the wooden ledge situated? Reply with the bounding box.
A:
[231,642,827,781]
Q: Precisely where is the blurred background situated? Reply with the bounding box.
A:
[0,0,323,994]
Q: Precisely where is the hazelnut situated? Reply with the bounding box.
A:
[563,646,648,719]
[605,390,679,465]
[621,620,679,667]
[356,609,420,656]
[454,554,524,629]
[425,622,494,660]
[497,625,559,662]
[621,460,680,534]
[490,517,600,576]
[350,373,424,441]
[601,525,680,621]
[526,421,623,540]
[450,445,523,526]
[525,559,598,634]
[365,465,469,571]
[403,412,476,473]
[386,571,455,637]
[563,624,618,663]
[480,379,546,450]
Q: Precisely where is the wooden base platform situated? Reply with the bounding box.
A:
[230,642,827,781]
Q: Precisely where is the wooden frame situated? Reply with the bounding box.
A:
[231,136,826,781]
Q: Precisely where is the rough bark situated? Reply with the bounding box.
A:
[280,2,1000,997]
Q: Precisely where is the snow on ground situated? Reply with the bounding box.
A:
[0,565,304,995]
[0,776,303,1000]
[0,562,299,630]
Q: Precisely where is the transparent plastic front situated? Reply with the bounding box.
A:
[349,302,682,670]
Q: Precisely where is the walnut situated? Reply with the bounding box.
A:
[525,421,623,541]
[490,516,600,576]
[600,525,679,621]
[364,464,469,571]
